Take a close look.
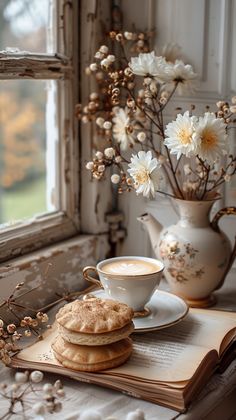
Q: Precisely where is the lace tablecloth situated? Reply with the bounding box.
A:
[1,269,236,420]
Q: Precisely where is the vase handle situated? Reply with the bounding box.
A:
[211,207,236,289]
[211,207,236,231]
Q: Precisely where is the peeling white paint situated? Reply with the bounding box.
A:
[0,235,109,320]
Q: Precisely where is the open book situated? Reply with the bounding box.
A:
[10,308,236,412]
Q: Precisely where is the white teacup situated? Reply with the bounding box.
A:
[83,256,164,312]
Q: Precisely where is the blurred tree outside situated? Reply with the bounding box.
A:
[0,0,50,224]
[0,88,44,190]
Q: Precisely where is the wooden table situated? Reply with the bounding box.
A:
[0,270,236,419]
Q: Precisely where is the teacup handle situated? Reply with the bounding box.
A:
[83,266,102,288]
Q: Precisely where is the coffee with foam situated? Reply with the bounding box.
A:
[83,256,164,311]
[101,258,160,276]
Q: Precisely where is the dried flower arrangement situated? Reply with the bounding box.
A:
[0,265,97,367]
[76,30,236,201]
[0,367,146,419]
[0,371,65,418]
[0,281,49,367]
[0,265,67,418]
[0,272,147,419]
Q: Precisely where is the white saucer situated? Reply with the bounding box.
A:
[89,289,189,332]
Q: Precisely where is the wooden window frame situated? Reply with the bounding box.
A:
[0,0,80,262]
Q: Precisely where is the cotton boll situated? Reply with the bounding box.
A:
[144,98,152,106]
[95,151,103,159]
[101,58,110,67]
[124,31,133,40]
[230,105,236,113]
[90,92,99,101]
[111,174,120,184]
[104,147,115,159]
[107,55,115,62]
[79,409,102,420]
[98,165,105,173]
[32,402,45,415]
[86,161,94,170]
[43,383,53,394]
[15,372,28,384]
[96,117,105,128]
[137,132,146,142]
[126,409,145,420]
[115,156,122,163]
[103,121,112,130]
[94,51,103,60]
[90,63,98,72]
[30,371,44,383]
[105,417,118,420]
[99,45,109,54]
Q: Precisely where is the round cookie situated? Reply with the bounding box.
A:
[56,298,134,334]
[52,335,133,372]
[57,321,134,346]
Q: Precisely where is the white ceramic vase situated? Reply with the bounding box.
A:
[138,199,236,307]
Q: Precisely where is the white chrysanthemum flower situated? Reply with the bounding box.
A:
[163,60,198,93]
[164,111,198,159]
[127,151,161,198]
[129,51,168,80]
[112,107,135,150]
[194,113,228,162]
[160,42,182,63]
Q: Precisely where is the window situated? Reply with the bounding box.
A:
[0,0,79,262]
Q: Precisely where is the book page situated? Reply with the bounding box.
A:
[107,309,236,382]
[14,309,236,384]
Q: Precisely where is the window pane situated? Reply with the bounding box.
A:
[0,0,54,53]
[0,79,58,227]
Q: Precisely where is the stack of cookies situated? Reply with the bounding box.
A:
[51,297,134,372]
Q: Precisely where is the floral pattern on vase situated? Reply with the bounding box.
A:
[159,238,205,284]
[159,199,232,305]
[138,198,235,307]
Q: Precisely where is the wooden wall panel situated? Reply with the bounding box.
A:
[119,0,236,256]
[155,0,206,78]
[231,0,236,93]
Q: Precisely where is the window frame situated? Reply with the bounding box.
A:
[0,0,80,262]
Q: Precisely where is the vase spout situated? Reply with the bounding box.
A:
[137,213,163,257]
